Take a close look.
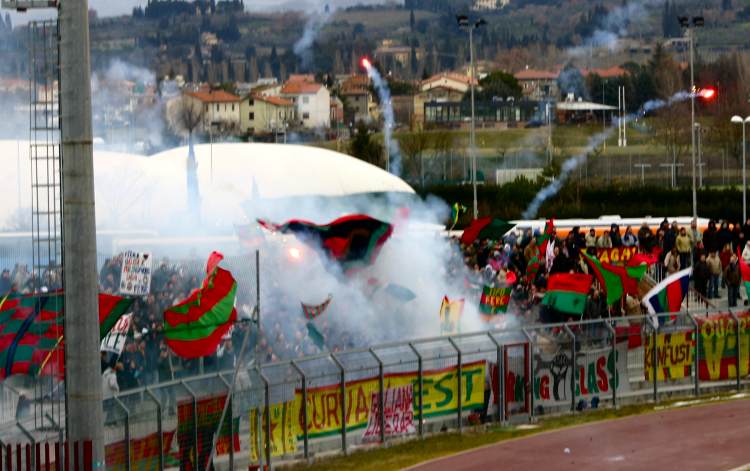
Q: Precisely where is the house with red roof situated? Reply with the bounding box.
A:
[239,94,295,135]
[184,87,241,133]
[280,79,331,129]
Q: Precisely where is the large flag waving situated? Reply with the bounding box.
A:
[583,252,647,305]
[642,267,692,326]
[439,296,464,334]
[164,253,237,358]
[0,292,134,380]
[459,217,515,245]
[537,219,555,259]
[259,215,393,272]
[542,273,593,316]
[738,250,750,300]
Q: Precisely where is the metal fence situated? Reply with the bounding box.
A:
[3,308,747,470]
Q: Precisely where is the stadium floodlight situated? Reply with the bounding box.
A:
[1,0,57,11]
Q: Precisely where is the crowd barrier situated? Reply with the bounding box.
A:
[2,309,749,470]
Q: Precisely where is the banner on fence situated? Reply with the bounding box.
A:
[644,331,694,381]
[249,400,299,461]
[596,247,637,265]
[101,313,132,354]
[119,251,153,296]
[105,431,175,471]
[362,384,416,442]
[499,343,630,410]
[177,394,239,470]
[698,312,750,381]
[298,361,485,439]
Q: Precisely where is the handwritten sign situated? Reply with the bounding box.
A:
[119,251,152,296]
[363,384,415,441]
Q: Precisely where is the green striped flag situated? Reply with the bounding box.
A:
[542,273,593,316]
[164,253,237,359]
[479,286,512,315]
[99,293,135,338]
[583,252,647,305]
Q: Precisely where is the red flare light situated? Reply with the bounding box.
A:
[361,57,371,69]
[699,87,716,99]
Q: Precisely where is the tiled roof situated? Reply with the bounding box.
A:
[185,89,240,103]
[254,95,294,107]
[281,81,324,95]
[514,69,559,80]
[422,72,478,87]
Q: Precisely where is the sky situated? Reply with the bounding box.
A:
[4,0,397,25]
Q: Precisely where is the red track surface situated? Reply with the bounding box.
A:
[407,399,750,471]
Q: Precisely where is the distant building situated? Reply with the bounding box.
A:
[414,72,478,126]
[339,74,375,123]
[239,94,295,135]
[374,39,424,69]
[184,88,241,132]
[280,80,331,129]
[330,95,345,128]
[514,68,559,100]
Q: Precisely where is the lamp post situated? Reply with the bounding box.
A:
[678,15,704,219]
[457,14,486,220]
[732,115,750,222]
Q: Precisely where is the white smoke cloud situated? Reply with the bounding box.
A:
[363,61,402,176]
[293,5,335,70]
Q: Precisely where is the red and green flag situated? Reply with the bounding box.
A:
[583,253,647,305]
[164,253,237,359]
[258,214,393,273]
[459,217,515,245]
[542,273,593,316]
[738,250,750,299]
[99,293,136,339]
[480,286,512,315]
[537,219,555,259]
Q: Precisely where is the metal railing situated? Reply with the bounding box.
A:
[2,308,748,470]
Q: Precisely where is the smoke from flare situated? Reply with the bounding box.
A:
[362,60,402,176]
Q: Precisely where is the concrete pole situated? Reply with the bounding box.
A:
[690,27,697,219]
[59,0,104,464]
[469,26,478,220]
[743,122,747,223]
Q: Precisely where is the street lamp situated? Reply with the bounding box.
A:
[678,15,704,219]
[457,14,486,220]
[732,115,750,222]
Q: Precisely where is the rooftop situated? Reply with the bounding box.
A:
[281,81,324,95]
[185,89,240,103]
[252,94,294,107]
[514,68,559,80]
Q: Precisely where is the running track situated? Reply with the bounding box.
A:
[407,399,750,471]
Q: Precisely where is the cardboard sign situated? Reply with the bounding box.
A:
[119,251,152,296]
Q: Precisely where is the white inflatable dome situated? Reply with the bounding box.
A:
[0,141,415,231]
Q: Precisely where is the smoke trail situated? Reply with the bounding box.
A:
[362,60,402,176]
[521,90,692,219]
[568,0,665,56]
[293,5,334,70]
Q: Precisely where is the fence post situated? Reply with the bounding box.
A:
[290,361,309,459]
[563,325,577,412]
[113,397,131,471]
[181,381,199,470]
[216,375,233,470]
[144,388,164,471]
[730,311,742,391]
[651,321,659,403]
[688,313,700,397]
[369,349,386,444]
[330,353,347,454]
[601,320,617,408]
[257,366,272,468]
[408,343,424,438]
[486,332,503,424]
[521,329,534,421]
[447,337,462,432]
[16,421,35,471]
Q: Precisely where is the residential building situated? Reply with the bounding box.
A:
[280,80,331,129]
[514,68,559,100]
[184,88,241,133]
[239,94,295,135]
[414,72,478,126]
[340,74,375,123]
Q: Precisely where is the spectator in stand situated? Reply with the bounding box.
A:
[610,224,622,248]
[717,222,733,252]
[0,268,11,294]
[707,251,722,299]
[742,218,750,243]
[638,222,654,252]
[571,226,585,254]
[676,227,692,269]
[622,226,637,247]
[703,220,719,254]
[664,246,681,275]
[690,218,703,249]
[720,243,733,288]
[596,230,612,249]
[725,254,741,308]
[693,254,710,301]
[693,241,706,265]
[585,228,597,255]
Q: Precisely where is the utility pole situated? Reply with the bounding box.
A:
[59,0,104,463]
[679,15,704,218]
[634,163,651,185]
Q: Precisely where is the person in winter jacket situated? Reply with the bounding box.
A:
[676,227,692,269]
[720,243,733,287]
[664,246,681,275]
[585,228,597,255]
[693,254,711,300]
[725,254,741,308]
[638,222,654,251]
[610,224,622,247]
[596,230,613,249]
[706,251,722,299]
[622,226,637,247]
